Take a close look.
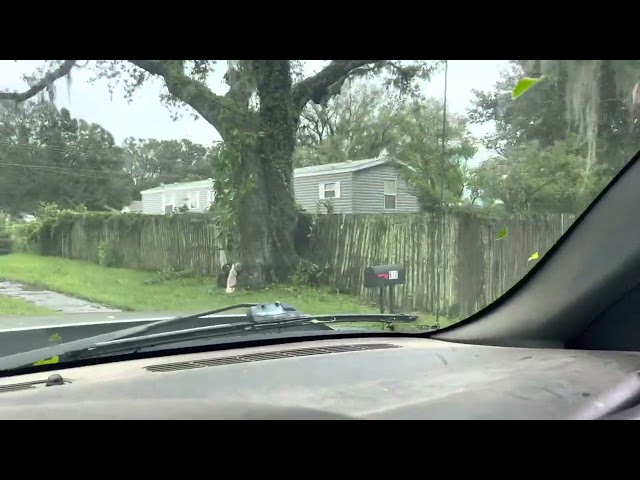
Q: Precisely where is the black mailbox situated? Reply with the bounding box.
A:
[363,264,406,288]
[363,264,406,314]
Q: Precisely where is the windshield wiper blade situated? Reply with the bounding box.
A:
[0,303,259,373]
[0,301,422,372]
[105,303,260,339]
[63,312,420,361]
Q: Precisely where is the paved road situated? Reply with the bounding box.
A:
[0,311,185,330]
[0,311,200,357]
[0,281,121,314]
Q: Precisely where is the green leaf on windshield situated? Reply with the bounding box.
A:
[496,227,508,240]
[33,356,59,366]
[49,333,61,342]
[528,251,539,261]
[512,76,545,100]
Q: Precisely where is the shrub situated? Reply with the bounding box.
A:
[11,221,42,253]
[0,228,13,255]
[97,239,120,268]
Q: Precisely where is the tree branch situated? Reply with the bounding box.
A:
[0,60,77,102]
[292,60,383,114]
[223,61,257,111]
[127,60,233,136]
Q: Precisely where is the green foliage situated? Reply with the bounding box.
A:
[467,61,636,216]
[469,138,606,214]
[10,202,75,254]
[27,209,227,275]
[29,202,101,256]
[0,103,135,214]
[468,62,568,154]
[121,137,213,195]
[10,222,41,253]
[144,268,199,285]
[0,227,13,255]
[207,132,259,252]
[291,259,330,287]
[523,60,640,163]
[97,239,120,268]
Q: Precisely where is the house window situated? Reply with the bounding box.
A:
[185,191,199,210]
[384,179,397,210]
[319,181,341,199]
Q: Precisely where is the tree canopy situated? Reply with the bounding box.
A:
[0,60,441,287]
[0,102,134,213]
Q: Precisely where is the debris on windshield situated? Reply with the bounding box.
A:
[512,76,545,100]
[33,356,59,367]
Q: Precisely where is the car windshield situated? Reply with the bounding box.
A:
[0,60,635,368]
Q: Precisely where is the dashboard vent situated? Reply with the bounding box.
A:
[145,343,400,373]
[0,378,71,394]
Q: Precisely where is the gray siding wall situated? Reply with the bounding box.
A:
[141,187,214,214]
[294,172,354,214]
[352,164,420,214]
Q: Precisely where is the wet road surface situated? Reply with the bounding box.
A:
[0,281,121,314]
[0,311,184,330]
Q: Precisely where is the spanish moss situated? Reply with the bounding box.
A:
[526,60,640,167]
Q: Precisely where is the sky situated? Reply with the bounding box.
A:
[0,60,509,157]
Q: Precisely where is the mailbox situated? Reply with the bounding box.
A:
[363,265,406,288]
[363,264,406,314]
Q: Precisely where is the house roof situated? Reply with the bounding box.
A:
[293,157,394,178]
[140,178,214,194]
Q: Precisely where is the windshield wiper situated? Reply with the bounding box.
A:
[0,302,422,372]
[98,303,261,339]
[0,303,260,373]
[63,312,419,361]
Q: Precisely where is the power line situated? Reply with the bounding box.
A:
[0,159,120,180]
[0,140,135,175]
[0,140,211,179]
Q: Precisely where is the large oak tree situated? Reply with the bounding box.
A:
[0,59,439,288]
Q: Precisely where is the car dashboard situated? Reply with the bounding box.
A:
[0,336,638,419]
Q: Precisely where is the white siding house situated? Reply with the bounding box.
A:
[140,179,215,214]
[293,157,420,214]
[138,157,419,216]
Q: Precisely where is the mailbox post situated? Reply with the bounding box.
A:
[363,264,406,314]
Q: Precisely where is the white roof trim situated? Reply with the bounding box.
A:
[141,178,214,194]
[294,158,393,178]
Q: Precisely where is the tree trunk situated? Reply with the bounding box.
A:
[236,61,300,289]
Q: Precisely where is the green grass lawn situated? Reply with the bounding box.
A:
[0,253,457,329]
[0,295,56,316]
